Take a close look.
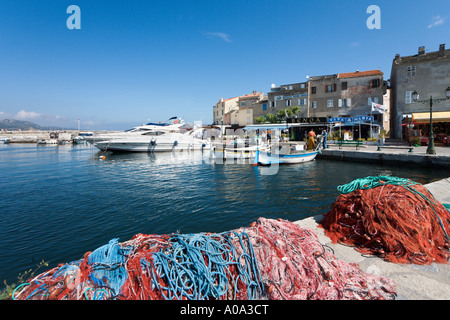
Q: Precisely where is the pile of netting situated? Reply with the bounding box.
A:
[320,176,450,265]
[13,218,396,300]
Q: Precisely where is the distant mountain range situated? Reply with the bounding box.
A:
[0,119,73,131]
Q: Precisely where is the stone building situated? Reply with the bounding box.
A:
[212,70,390,139]
[213,91,263,127]
[308,70,385,119]
[308,70,387,138]
[390,44,450,140]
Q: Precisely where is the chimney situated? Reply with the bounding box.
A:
[418,46,425,55]
[439,43,446,57]
[394,54,400,62]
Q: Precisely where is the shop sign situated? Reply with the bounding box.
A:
[290,117,327,124]
[328,116,373,123]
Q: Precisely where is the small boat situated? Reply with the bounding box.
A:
[73,132,94,144]
[253,141,320,166]
[211,145,270,160]
[37,139,58,145]
[0,137,10,144]
[210,139,269,160]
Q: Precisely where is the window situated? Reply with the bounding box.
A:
[247,109,251,114]
[270,101,276,108]
[406,66,416,78]
[368,97,379,105]
[262,103,267,110]
[286,99,291,107]
[311,101,317,109]
[405,91,413,104]
[311,86,317,94]
[144,131,166,136]
[338,99,351,107]
[300,83,306,89]
[370,79,380,88]
[240,102,246,107]
[298,98,306,106]
[327,99,334,108]
[325,84,337,93]
[341,82,348,90]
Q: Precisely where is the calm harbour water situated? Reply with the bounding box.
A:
[0,143,448,287]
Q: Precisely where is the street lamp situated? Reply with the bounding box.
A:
[412,87,450,155]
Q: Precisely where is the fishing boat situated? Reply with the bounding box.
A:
[210,145,270,160]
[209,139,269,160]
[253,141,320,166]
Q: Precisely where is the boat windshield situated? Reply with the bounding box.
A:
[142,131,166,136]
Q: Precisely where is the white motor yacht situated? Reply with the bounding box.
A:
[83,117,186,146]
[90,117,209,152]
[93,130,208,152]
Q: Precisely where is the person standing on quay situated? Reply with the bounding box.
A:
[307,129,316,150]
[322,129,327,149]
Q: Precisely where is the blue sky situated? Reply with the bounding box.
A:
[0,0,449,130]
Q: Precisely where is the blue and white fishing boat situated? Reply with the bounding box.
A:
[253,141,320,165]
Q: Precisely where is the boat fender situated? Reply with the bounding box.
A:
[151,138,157,146]
[173,140,178,146]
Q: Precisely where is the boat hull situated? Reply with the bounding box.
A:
[93,139,208,153]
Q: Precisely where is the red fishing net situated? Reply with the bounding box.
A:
[320,176,450,265]
[13,218,396,300]
[236,218,395,300]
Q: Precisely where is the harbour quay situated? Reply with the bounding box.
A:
[296,177,450,300]
[0,130,78,144]
[319,140,450,168]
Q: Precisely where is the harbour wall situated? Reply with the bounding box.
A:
[318,144,450,168]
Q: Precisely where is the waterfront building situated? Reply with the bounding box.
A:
[390,44,450,142]
[266,82,309,118]
[213,70,389,140]
[250,95,268,123]
[308,70,386,139]
[213,91,263,127]
[213,96,239,126]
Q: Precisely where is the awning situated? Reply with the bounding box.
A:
[243,124,292,131]
[412,111,450,123]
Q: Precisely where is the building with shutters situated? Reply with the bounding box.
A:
[308,70,387,139]
[390,44,450,142]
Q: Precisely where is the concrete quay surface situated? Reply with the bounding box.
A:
[295,178,450,300]
[319,142,450,167]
